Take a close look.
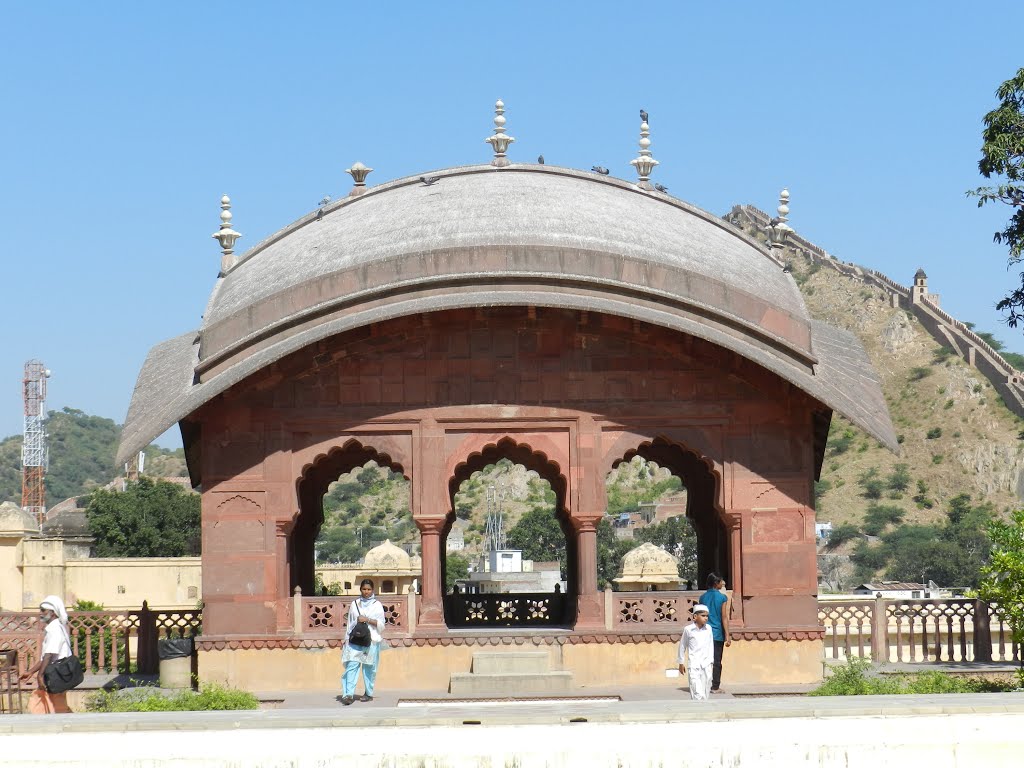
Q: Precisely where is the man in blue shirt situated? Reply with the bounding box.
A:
[699,573,731,692]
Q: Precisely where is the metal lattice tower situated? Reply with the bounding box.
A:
[21,360,50,525]
[484,484,507,554]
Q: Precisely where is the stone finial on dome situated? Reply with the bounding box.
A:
[485,99,515,168]
[212,195,242,276]
[346,161,373,197]
[768,187,793,250]
[630,118,659,190]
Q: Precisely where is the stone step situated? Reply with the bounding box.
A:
[472,652,551,675]
[449,671,574,696]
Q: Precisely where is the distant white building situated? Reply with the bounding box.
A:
[459,549,562,593]
[852,581,941,599]
[446,522,466,552]
[815,522,833,541]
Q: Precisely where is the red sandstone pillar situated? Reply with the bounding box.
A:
[574,518,603,629]
[415,517,447,630]
[275,520,293,630]
[727,516,745,628]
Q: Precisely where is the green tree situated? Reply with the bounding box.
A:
[445,553,470,592]
[85,477,200,557]
[968,67,1024,326]
[881,495,992,588]
[596,518,633,589]
[506,506,566,565]
[886,464,912,494]
[976,509,1024,682]
[316,526,366,563]
[634,515,698,579]
[824,523,861,551]
[862,504,905,536]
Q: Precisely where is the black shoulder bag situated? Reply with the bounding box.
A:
[43,623,84,694]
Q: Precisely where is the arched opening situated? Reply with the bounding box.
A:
[444,439,574,627]
[611,438,727,588]
[601,456,699,591]
[294,442,410,597]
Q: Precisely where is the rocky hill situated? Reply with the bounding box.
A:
[725,206,1024,528]
[0,408,188,507]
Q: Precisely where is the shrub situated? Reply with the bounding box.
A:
[926,427,943,439]
[909,367,933,382]
[944,399,955,410]
[811,658,1015,696]
[932,454,944,464]
[886,464,911,493]
[829,428,856,456]
[863,504,905,536]
[913,480,935,509]
[810,657,900,696]
[824,523,860,551]
[932,347,956,364]
[86,684,259,712]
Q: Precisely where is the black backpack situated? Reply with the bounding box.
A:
[348,602,372,648]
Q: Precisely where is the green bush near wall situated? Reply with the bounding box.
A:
[85,683,259,712]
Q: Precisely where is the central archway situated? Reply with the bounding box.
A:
[443,437,575,627]
[612,437,727,587]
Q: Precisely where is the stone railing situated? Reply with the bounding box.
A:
[818,598,1021,663]
[446,592,570,628]
[605,590,703,630]
[0,602,202,680]
[297,591,414,636]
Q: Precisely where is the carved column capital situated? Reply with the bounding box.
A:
[415,516,448,535]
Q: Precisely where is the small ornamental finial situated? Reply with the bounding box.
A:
[768,188,793,250]
[346,161,373,196]
[485,99,515,168]
[212,194,242,275]
[630,118,659,190]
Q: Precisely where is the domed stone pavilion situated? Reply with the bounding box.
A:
[119,103,895,690]
[614,542,682,592]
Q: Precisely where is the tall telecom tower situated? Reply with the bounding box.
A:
[484,483,507,554]
[22,360,50,525]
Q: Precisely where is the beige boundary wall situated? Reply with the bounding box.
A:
[198,638,823,691]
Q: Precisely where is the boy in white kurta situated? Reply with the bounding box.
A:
[678,604,714,701]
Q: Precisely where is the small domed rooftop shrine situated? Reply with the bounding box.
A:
[119,102,895,689]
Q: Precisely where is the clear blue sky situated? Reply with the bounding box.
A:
[2,3,1023,446]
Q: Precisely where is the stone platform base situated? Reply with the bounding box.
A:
[197,636,823,692]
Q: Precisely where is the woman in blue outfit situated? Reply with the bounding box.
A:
[698,573,731,693]
[341,579,386,705]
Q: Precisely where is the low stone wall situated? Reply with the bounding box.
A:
[197,635,824,691]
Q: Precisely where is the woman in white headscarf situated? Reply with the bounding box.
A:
[340,579,385,705]
[19,595,73,713]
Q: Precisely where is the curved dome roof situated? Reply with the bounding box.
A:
[118,163,898,463]
[0,501,38,536]
[363,539,413,570]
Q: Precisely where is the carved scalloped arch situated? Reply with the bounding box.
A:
[298,436,408,485]
[448,435,568,504]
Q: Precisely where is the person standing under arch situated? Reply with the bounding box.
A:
[341,579,385,705]
[699,573,731,693]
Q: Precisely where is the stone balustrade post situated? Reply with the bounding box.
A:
[973,599,993,662]
[407,589,417,634]
[292,586,303,634]
[604,586,614,631]
[871,596,887,662]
